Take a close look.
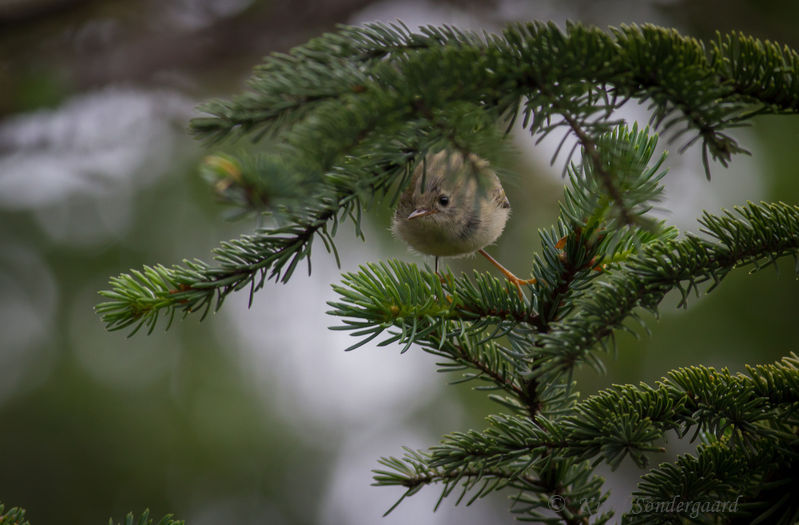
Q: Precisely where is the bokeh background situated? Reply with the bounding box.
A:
[1,1,798,524]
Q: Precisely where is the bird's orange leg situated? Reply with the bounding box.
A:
[478,249,536,299]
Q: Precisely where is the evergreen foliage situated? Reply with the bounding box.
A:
[0,503,29,525]
[96,22,799,524]
[108,509,185,525]
[107,510,184,525]
[0,506,182,525]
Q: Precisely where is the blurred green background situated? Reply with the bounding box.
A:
[0,1,798,524]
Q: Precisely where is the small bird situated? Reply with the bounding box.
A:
[392,149,535,297]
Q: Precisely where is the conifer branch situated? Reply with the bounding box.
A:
[95,19,799,525]
[99,23,799,335]
[623,356,799,524]
[97,208,343,334]
[629,442,796,525]
[194,22,798,176]
[373,355,798,521]
[548,100,637,226]
[328,261,538,401]
[0,502,29,525]
[374,446,606,524]
[535,201,799,380]
[387,354,798,480]
[188,22,799,220]
[109,509,185,525]
[97,142,424,334]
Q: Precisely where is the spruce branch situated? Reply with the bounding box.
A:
[188,21,799,222]
[328,124,672,364]
[0,503,29,525]
[563,355,799,469]
[373,448,540,511]
[372,355,798,521]
[193,21,798,173]
[373,445,608,524]
[96,136,427,334]
[97,208,343,334]
[390,354,798,479]
[98,94,511,334]
[94,18,799,525]
[108,510,184,525]
[99,23,799,334]
[328,260,539,342]
[328,260,538,402]
[513,123,672,333]
[712,30,799,114]
[629,440,798,525]
[560,110,635,225]
[534,201,799,381]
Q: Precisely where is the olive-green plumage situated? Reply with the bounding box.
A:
[392,150,510,257]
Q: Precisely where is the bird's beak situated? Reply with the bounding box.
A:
[407,208,437,220]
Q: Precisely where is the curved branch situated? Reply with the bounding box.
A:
[536,201,799,379]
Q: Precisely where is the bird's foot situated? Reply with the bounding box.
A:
[477,249,536,300]
[506,274,537,300]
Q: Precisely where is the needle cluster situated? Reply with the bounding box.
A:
[93,21,799,524]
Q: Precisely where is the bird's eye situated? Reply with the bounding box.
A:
[438,195,450,207]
